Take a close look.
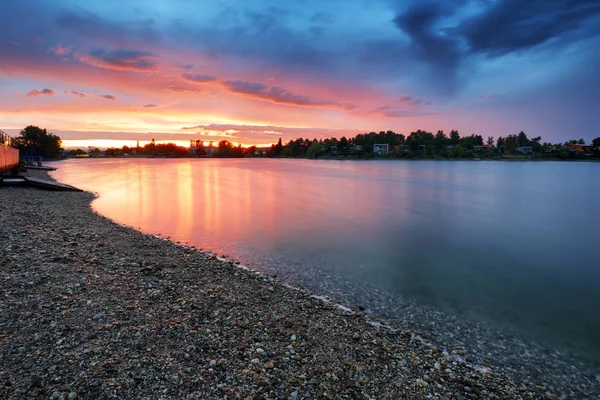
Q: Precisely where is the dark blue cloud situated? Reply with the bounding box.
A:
[456,0,600,55]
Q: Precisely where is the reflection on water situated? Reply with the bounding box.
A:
[52,158,600,358]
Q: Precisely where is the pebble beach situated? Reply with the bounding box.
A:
[0,175,595,399]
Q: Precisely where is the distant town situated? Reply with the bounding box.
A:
[7,126,600,162]
[68,130,600,161]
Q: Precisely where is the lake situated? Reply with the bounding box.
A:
[51,158,600,363]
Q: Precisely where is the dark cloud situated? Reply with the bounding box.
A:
[181,73,216,83]
[26,88,56,97]
[57,10,159,43]
[456,0,600,55]
[393,4,460,70]
[398,96,430,106]
[98,94,117,100]
[222,80,350,108]
[85,49,158,71]
[63,90,86,98]
[143,104,158,107]
[373,105,431,118]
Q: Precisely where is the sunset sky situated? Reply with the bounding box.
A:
[1,0,599,148]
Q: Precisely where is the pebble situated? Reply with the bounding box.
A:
[209,360,216,367]
[68,392,78,400]
[416,379,429,387]
[256,348,266,355]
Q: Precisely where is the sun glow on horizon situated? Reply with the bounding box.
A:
[61,139,275,150]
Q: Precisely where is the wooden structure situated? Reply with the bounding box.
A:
[0,130,19,174]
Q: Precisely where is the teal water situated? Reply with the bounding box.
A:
[51,158,600,359]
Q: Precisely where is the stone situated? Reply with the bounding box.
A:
[265,362,274,369]
[256,348,266,355]
[209,360,217,367]
[68,392,78,400]
[416,379,429,387]
[50,392,60,400]
[291,335,297,341]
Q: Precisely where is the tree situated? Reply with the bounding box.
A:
[451,144,463,158]
[14,125,62,158]
[307,140,321,159]
[435,130,447,149]
[450,129,460,145]
[577,138,585,145]
[592,137,600,148]
[517,131,529,147]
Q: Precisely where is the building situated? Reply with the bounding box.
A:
[373,144,389,155]
[516,146,533,155]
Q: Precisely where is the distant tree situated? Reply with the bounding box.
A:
[450,129,460,145]
[14,125,62,158]
[578,138,585,145]
[592,137,600,148]
[339,136,348,150]
[517,131,529,147]
[307,140,321,159]
[435,130,448,149]
[451,144,463,158]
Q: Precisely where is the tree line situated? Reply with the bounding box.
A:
[10,125,600,160]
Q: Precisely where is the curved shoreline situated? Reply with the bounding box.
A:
[1,169,597,399]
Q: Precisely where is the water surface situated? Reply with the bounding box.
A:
[51,158,600,359]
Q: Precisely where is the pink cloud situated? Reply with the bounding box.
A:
[52,44,73,56]
[26,88,56,97]
[98,94,117,100]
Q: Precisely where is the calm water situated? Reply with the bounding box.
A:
[51,158,600,358]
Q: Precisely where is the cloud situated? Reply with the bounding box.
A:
[398,96,431,106]
[143,104,158,107]
[392,3,461,73]
[98,94,117,100]
[181,73,216,83]
[180,123,362,142]
[456,0,600,56]
[63,90,86,98]
[82,49,158,71]
[373,105,431,118]
[222,80,351,109]
[52,44,72,55]
[56,9,159,44]
[26,88,56,97]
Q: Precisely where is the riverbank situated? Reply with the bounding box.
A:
[0,177,588,399]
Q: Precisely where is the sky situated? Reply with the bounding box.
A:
[1,0,599,148]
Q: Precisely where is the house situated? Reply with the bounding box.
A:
[516,146,533,155]
[473,145,482,152]
[373,144,389,155]
[393,145,406,151]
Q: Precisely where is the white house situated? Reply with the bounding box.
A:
[373,144,389,155]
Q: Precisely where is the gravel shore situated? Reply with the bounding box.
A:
[0,181,582,399]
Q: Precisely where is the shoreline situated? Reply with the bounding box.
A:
[0,171,596,399]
